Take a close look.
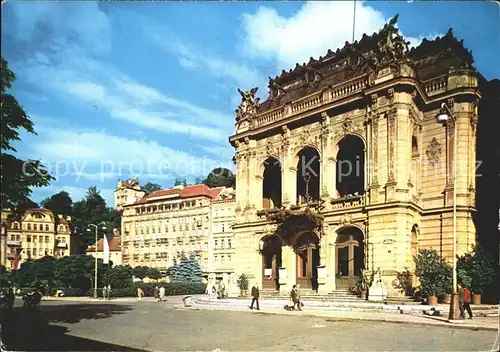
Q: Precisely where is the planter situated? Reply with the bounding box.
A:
[427,295,438,306]
[443,293,451,304]
[240,289,248,297]
[472,293,481,305]
[360,290,367,300]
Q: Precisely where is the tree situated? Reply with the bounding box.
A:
[457,245,495,294]
[142,182,162,195]
[41,191,73,217]
[170,252,203,283]
[1,57,54,210]
[133,266,149,280]
[106,265,133,289]
[414,249,452,297]
[203,168,235,188]
[72,186,115,250]
[187,253,204,282]
[145,267,161,280]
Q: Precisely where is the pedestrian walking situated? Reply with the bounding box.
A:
[159,286,165,302]
[206,280,215,301]
[219,280,226,299]
[137,287,144,301]
[102,285,107,300]
[153,286,160,302]
[462,284,473,319]
[290,284,303,311]
[249,283,260,310]
[107,285,112,300]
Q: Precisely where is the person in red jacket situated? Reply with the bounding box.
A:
[461,285,473,319]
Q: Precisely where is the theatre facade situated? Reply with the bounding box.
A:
[229,21,484,295]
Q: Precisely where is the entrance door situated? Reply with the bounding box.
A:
[335,228,365,289]
[262,252,281,290]
[296,245,320,289]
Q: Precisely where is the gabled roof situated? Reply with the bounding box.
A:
[87,236,121,252]
[133,184,224,205]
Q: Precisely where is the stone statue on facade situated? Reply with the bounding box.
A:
[356,14,410,74]
[235,87,260,122]
[268,78,286,100]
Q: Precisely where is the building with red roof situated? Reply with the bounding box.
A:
[117,179,231,273]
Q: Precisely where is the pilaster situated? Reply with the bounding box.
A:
[280,246,296,294]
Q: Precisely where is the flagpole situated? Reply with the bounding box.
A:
[352,0,357,42]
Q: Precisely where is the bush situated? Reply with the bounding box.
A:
[63,287,81,297]
[457,245,495,294]
[105,282,207,298]
[414,249,452,297]
[392,269,415,296]
[237,274,249,291]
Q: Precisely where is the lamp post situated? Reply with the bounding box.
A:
[303,172,311,204]
[87,222,106,299]
[436,102,460,321]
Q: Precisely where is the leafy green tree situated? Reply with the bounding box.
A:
[414,248,452,296]
[106,265,133,289]
[41,191,73,217]
[145,267,161,280]
[133,266,149,280]
[457,245,495,294]
[17,260,35,287]
[203,168,235,188]
[1,57,54,210]
[142,182,162,195]
[54,255,108,295]
[72,186,116,250]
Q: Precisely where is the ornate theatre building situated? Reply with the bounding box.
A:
[229,21,486,296]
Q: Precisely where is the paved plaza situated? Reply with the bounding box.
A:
[1,298,498,351]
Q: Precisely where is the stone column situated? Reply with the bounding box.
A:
[317,230,335,293]
[279,246,296,294]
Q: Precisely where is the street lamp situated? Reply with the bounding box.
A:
[303,172,311,204]
[436,102,460,321]
[87,222,106,299]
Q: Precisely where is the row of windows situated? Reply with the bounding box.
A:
[10,223,68,232]
[128,230,209,241]
[214,239,232,249]
[213,254,232,264]
[10,235,67,243]
[134,200,206,215]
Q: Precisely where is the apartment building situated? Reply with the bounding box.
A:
[209,189,236,276]
[0,208,72,269]
[117,181,227,272]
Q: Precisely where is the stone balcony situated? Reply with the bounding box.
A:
[330,194,366,211]
[6,240,21,247]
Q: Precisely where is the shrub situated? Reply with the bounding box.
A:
[392,269,415,296]
[457,245,495,294]
[414,249,452,297]
[105,282,206,297]
[237,274,249,291]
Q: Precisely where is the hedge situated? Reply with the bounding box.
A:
[107,282,206,297]
[8,282,207,298]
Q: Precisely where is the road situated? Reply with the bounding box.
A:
[1,299,497,351]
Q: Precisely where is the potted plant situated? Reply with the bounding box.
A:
[414,249,452,306]
[237,273,249,297]
[392,269,414,297]
[457,246,495,305]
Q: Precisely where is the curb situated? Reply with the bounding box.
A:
[183,304,498,332]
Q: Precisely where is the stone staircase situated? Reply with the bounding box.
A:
[259,288,364,303]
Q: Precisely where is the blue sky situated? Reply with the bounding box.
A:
[2,1,499,207]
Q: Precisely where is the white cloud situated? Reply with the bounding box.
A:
[28,124,233,184]
[146,25,267,90]
[14,53,231,144]
[241,2,440,70]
